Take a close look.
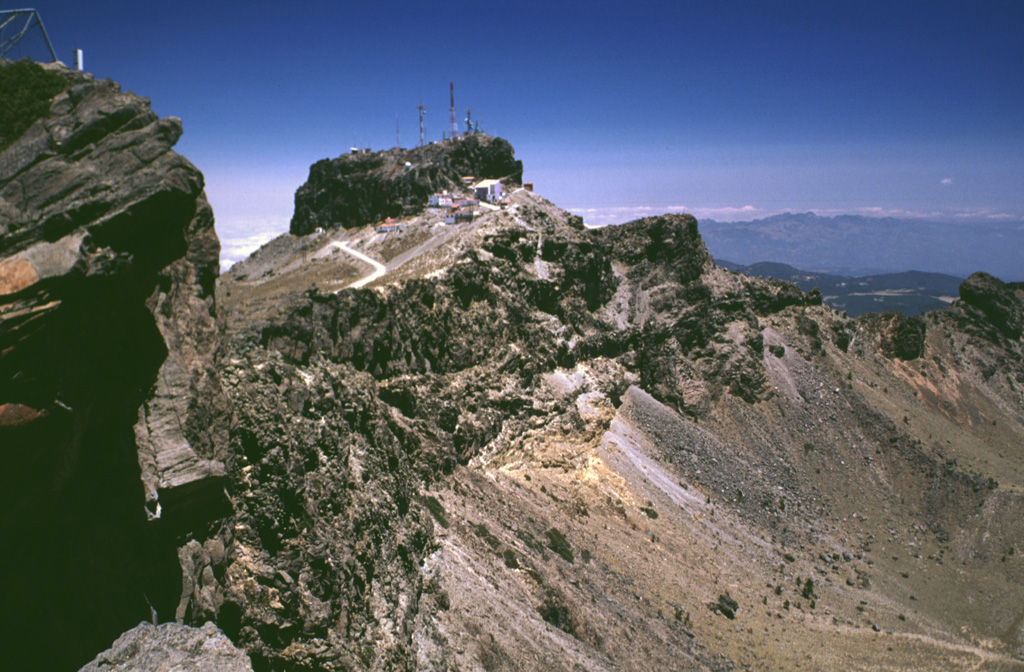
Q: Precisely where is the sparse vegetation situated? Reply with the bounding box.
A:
[0,60,68,150]
[422,495,448,528]
[516,528,544,552]
[538,588,575,634]
[708,593,739,619]
[472,522,501,550]
[14,56,1024,672]
[546,527,574,564]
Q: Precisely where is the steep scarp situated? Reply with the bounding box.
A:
[0,61,233,670]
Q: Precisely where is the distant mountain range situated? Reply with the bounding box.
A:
[718,260,962,316]
[701,212,1024,281]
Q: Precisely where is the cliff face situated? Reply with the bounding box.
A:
[0,63,232,670]
[290,133,523,235]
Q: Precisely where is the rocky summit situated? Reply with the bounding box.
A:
[290,133,523,235]
[4,62,1024,671]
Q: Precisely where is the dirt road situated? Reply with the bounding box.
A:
[331,241,386,289]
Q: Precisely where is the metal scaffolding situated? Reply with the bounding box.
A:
[0,8,58,62]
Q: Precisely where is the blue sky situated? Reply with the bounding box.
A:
[10,1,1024,267]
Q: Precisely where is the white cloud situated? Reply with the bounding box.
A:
[564,203,1024,228]
[689,205,761,220]
[570,205,686,227]
[844,206,945,219]
[215,213,291,271]
[219,229,283,272]
[948,208,1024,221]
[941,177,954,185]
[569,204,764,227]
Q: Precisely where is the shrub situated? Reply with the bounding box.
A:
[546,527,574,563]
[472,522,501,550]
[422,495,448,528]
[0,60,68,150]
[502,549,519,569]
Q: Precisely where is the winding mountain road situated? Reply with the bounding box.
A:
[331,241,387,289]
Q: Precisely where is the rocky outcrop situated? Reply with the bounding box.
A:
[856,311,927,360]
[290,133,523,234]
[6,58,1022,670]
[0,62,230,670]
[956,271,1024,341]
[78,621,253,672]
[221,350,448,670]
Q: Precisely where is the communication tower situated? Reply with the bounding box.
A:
[418,103,425,146]
[449,82,458,139]
[0,8,58,61]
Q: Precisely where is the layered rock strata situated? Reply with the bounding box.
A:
[0,62,231,670]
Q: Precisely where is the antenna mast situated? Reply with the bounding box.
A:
[449,82,458,139]
[418,103,425,146]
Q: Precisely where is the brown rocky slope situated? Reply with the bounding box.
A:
[217,196,1024,670]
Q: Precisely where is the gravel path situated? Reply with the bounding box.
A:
[331,241,387,289]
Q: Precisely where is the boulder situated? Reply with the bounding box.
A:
[78,622,253,672]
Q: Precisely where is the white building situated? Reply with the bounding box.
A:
[376,217,403,233]
[445,209,475,225]
[428,191,455,207]
[473,179,502,203]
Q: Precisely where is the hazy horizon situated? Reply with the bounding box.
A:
[11,1,1024,275]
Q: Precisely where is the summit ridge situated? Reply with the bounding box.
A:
[2,61,1024,671]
